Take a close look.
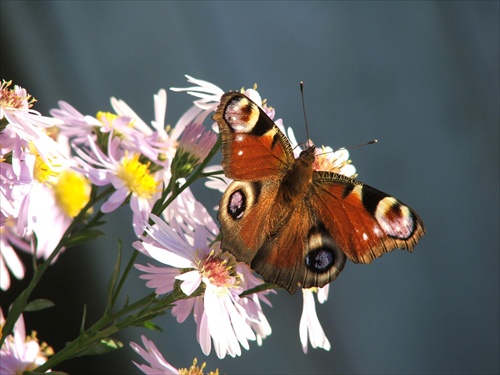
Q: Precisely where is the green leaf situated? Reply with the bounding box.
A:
[141,320,163,332]
[24,299,55,312]
[79,304,87,335]
[63,229,104,247]
[105,242,122,312]
[75,338,124,357]
[239,282,279,298]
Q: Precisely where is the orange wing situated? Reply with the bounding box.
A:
[310,171,425,264]
[213,92,295,181]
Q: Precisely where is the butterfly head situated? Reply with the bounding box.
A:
[298,145,316,164]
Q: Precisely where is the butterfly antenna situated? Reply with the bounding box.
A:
[300,82,312,147]
[342,139,378,150]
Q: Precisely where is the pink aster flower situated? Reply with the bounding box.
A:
[21,167,91,261]
[1,80,65,169]
[107,88,215,171]
[235,263,273,345]
[51,89,174,168]
[130,335,179,375]
[313,146,357,177]
[0,308,53,373]
[161,187,219,240]
[74,134,161,236]
[170,122,217,179]
[130,336,219,375]
[1,124,91,263]
[49,100,102,145]
[133,211,272,359]
[0,223,27,290]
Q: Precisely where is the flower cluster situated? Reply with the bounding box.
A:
[1,75,357,373]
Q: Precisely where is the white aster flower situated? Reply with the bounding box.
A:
[313,146,357,177]
[299,286,331,353]
[171,75,225,112]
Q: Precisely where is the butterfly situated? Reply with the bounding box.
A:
[212,92,425,294]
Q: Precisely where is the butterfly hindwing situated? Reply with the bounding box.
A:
[219,178,347,294]
[218,179,280,264]
[249,200,347,293]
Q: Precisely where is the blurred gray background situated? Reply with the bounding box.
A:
[1,1,498,374]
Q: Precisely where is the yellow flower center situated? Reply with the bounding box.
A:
[33,153,58,184]
[179,358,219,375]
[54,170,91,217]
[27,142,61,184]
[96,111,118,124]
[117,153,159,198]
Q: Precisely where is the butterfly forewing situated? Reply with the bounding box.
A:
[213,92,295,181]
[311,171,425,264]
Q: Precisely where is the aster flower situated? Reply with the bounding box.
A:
[171,75,225,112]
[23,167,91,260]
[51,89,171,168]
[161,187,219,240]
[130,335,179,375]
[133,211,272,359]
[1,80,65,169]
[235,263,273,346]
[0,224,27,290]
[1,125,91,262]
[170,122,217,179]
[74,134,161,236]
[0,308,53,373]
[130,336,219,375]
[49,100,102,145]
[299,286,331,353]
[313,146,357,177]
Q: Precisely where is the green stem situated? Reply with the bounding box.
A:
[158,136,222,213]
[110,137,222,309]
[32,289,187,373]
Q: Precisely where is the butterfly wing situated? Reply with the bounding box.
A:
[214,92,299,271]
[213,92,295,181]
[248,198,348,293]
[310,171,426,264]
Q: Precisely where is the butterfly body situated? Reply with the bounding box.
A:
[213,92,425,294]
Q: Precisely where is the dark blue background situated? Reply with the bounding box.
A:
[1,1,498,374]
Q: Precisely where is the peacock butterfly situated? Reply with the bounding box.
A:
[213,92,425,294]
